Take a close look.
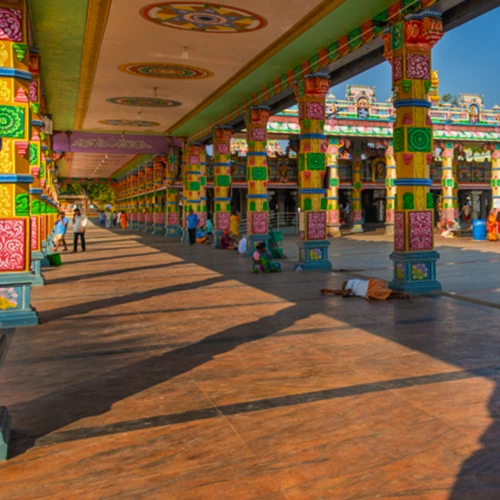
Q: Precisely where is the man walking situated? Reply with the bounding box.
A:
[186,209,199,245]
[53,212,69,252]
[73,208,88,252]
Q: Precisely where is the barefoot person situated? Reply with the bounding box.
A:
[53,212,69,252]
[321,279,409,300]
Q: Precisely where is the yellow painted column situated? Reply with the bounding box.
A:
[212,127,232,248]
[384,10,443,294]
[437,141,455,224]
[137,165,146,229]
[488,143,500,210]
[384,139,397,235]
[326,136,341,238]
[144,160,154,232]
[245,106,270,252]
[129,169,138,229]
[294,73,331,271]
[183,143,206,238]
[165,145,181,237]
[0,0,38,326]
[153,155,165,234]
[351,140,364,233]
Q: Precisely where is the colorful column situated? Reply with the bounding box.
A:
[453,154,459,219]
[129,169,138,229]
[27,51,44,285]
[144,160,154,232]
[245,106,270,253]
[182,143,206,241]
[152,155,165,234]
[384,139,397,235]
[437,141,455,224]
[326,136,341,238]
[488,143,500,209]
[351,140,364,233]
[0,1,38,328]
[165,146,181,237]
[384,10,443,294]
[212,127,232,248]
[137,165,146,230]
[294,73,332,271]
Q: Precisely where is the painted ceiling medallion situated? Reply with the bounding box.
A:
[99,119,160,127]
[119,62,213,80]
[106,97,182,107]
[140,2,267,33]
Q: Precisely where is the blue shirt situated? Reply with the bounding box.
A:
[196,228,205,239]
[55,217,68,235]
[187,213,199,229]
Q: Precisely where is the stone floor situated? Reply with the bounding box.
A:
[1,224,500,499]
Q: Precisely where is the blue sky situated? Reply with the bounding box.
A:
[331,7,500,107]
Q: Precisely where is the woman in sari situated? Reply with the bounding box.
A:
[252,243,281,273]
[230,211,240,236]
[487,210,498,241]
[120,211,128,231]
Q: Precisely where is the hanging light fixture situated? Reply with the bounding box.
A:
[181,46,189,60]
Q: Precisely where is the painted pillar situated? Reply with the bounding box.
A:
[294,73,332,271]
[199,147,207,227]
[144,160,154,232]
[351,140,364,233]
[385,10,443,294]
[384,139,397,235]
[27,51,45,285]
[165,147,181,237]
[0,1,38,329]
[137,165,145,230]
[326,137,341,237]
[183,143,206,241]
[152,155,165,234]
[129,169,138,229]
[437,141,455,224]
[212,126,232,248]
[488,143,500,210]
[245,106,270,253]
[453,154,459,219]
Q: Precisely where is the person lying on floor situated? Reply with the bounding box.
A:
[253,242,281,273]
[220,230,237,250]
[321,279,410,300]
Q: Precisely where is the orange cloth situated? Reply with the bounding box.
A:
[487,214,498,241]
[366,279,392,301]
[120,213,128,230]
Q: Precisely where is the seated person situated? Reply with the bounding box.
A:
[196,227,208,244]
[321,279,409,300]
[252,242,281,273]
[238,235,248,255]
[220,230,236,250]
[206,218,214,239]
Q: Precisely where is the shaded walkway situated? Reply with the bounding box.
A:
[0,224,499,498]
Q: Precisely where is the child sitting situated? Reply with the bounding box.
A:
[252,242,281,273]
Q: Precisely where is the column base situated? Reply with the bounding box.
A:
[296,240,332,271]
[152,223,163,235]
[327,226,342,238]
[0,273,38,328]
[385,224,395,236]
[0,406,10,462]
[129,221,137,230]
[41,242,51,268]
[213,230,223,249]
[165,225,182,238]
[145,223,154,233]
[389,251,441,295]
[351,223,364,233]
[246,234,270,257]
[30,251,45,287]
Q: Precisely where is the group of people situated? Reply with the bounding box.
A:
[99,209,127,230]
[53,208,88,253]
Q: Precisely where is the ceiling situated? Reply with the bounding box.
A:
[29,0,500,179]
[57,152,137,179]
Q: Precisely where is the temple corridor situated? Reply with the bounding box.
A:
[0,224,500,498]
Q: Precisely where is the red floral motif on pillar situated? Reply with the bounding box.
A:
[409,211,433,251]
[0,219,26,271]
[394,212,405,251]
[307,212,326,240]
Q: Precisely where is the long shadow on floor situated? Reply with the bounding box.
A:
[10,229,500,496]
